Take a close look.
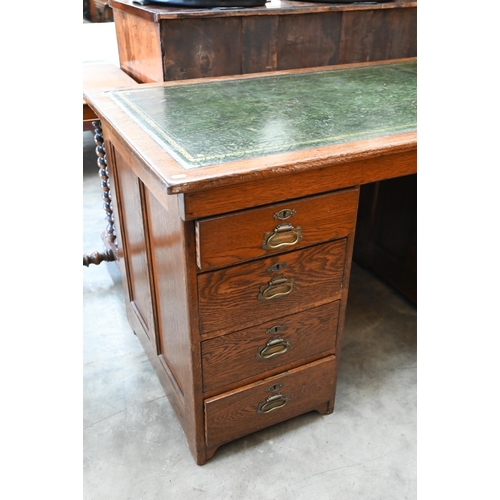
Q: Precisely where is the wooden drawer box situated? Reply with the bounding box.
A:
[198,238,347,335]
[195,188,359,271]
[201,301,340,393]
[204,356,337,449]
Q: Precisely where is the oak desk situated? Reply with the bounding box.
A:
[84,58,417,465]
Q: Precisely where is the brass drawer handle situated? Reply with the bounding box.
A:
[257,393,290,414]
[257,276,295,301]
[262,223,303,250]
[256,337,291,360]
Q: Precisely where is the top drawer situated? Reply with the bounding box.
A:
[195,188,359,271]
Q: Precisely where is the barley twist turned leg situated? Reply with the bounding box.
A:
[83,121,117,267]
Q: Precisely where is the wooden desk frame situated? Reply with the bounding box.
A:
[84,59,416,465]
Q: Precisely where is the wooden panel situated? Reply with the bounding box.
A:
[181,149,414,220]
[161,18,242,81]
[113,147,156,344]
[107,130,208,466]
[196,188,358,270]
[339,7,417,64]
[204,356,337,449]
[276,12,342,70]
[198,239,347,335]
[113,9,163,83]
[241,15,279,74]
[201,301,339,393]
[146,190,194,396]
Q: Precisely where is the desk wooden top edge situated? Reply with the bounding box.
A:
[165,134,417,195]
[109,0,416,22]
[84,59,416,196]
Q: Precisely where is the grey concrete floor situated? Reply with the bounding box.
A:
[83,130,417,499]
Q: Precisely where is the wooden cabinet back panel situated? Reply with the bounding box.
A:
[198,239,347,335]
[196,188,358,271]
[204,356,337,449]
[201,301,340,393]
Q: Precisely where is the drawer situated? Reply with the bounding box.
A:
[198,239,347,335]
[204,356,337,449]
[202,301,340,393]
[195,188,358,270]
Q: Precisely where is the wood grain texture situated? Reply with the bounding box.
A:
[161,18,243,81]
[196,188,358,270]
[144,186,209,464]
[201,301,339,393]
[276,12,342,70]
[182,148,414,220]
[113,9,163,83]
[113,147,157,345]
[198,238,347,335]
[241,15,278,73]
[146,191,190,395]
[339,7,417,64]
[204,356,337,450]
[110,0,416,83]
[109,132,211,465]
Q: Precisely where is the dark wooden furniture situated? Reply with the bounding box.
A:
[108,0,416,83]
[84,59,417,464]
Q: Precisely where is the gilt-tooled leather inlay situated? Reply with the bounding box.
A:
[108,61,416,169]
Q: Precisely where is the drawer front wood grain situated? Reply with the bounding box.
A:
[198,239,347,335]
[195,188,358,271]
[204,356,337,449]
[201,301,340,393]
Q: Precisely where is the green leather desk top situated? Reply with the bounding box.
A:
[108,61,416,170]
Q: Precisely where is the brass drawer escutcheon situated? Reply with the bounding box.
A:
[273,208,296,221]
[262,223,303,250]
[256,337,291,360]
[265,324,286,335]
[257,393,290,414]
[257,275,295,300]
[267,262,288,273]
[266,383,283,392]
